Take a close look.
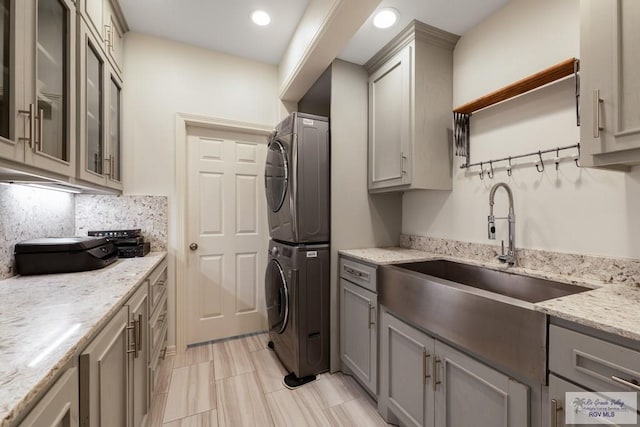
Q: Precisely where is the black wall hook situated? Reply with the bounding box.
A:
[479,162,484,180]
[487,161,494,179]
[506,157,512,176]
[535,151,545,173]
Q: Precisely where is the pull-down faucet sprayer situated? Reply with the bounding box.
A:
[488,182,516,266]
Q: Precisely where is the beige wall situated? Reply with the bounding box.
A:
[123,32,280,348]
[402,0,640,260]
[330,59,402,370]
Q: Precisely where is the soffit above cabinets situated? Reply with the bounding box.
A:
[338,0,510,65]
[118,0,310,65]
[119,0,509,67]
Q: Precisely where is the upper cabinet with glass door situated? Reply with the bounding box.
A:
[78,0,126,78]
[78,20,123,190]
[0,0,20,163]
[14,0,77,178]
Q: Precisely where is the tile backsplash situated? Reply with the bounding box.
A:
[75,195,168,251]
[0,184,75,280]
[0,189,168,280]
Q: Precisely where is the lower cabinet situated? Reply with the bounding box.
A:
[79,284,149,427]
[340,278,377,395]
[379,308,529,427]
[548,374,589,427]
[18,367,79,427]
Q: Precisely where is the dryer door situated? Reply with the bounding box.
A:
[265,259,289,334]
[265,138,288,213]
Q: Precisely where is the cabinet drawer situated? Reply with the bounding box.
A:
[549,325,640,393]
[148,261,168,313]
[339,258,377,293]
[150,294,168,355]
[149,326,168,395]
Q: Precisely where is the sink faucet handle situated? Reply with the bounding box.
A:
[488,216,496,240]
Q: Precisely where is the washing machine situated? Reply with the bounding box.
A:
[264,112,330,244]
[265,239,330,383]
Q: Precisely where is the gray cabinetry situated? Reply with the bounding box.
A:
[548,374,589,427]
[18,367,79,427]
[13,0,77,177]
[379,308,529,427]
[148,260,169,395]
[580,0,640,168]
[366,21,458,193]
[379,308,434,427]
[339,257,378,396]
[77,19,123,190]
[79,284,149,427]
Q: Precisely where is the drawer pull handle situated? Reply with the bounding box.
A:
[551,399,562,427]
[611,375,640,392]
[433,357,441,391]
[344,266,368,280]
[422,349,431,385]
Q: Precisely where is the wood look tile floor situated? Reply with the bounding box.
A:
[148,333,392,427]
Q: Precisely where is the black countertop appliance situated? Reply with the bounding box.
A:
[14,237,117,276]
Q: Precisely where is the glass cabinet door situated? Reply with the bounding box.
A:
[107,76,121,182]
[36,0,68,161]
[86,42,103,176]
[0,0,9,141]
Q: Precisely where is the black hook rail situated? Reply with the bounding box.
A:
[461,143,581,174]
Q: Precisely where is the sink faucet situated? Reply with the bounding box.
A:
[488,182,516,266]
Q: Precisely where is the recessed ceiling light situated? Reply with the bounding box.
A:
[373,8,398,29]
[251,10,271,26]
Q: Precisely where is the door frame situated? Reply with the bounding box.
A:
[174,112,272,353]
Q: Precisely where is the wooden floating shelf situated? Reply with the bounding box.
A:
[453,57,579,115]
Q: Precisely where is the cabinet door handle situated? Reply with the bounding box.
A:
[136,314,142,354]
[550,398,562,427]
[423,349,431,385]
[35,108,44,151]
[593,89,603,138]
[104,155,114,178]
[401,151,407,174]
[433,357,441,391]
[18,104,36,148]
[611,375,640,392]
[369,304,376,327]
[126,321,136,355]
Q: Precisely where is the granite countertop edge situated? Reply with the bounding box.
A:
[0,252,167,427]
[339,247,640,342]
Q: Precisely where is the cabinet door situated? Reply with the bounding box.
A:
[80,0,105,47]
[368,43,412,191]
[21,0,76,177]
[128,284,149,427]
[548,374,591,427]
[19,367,79,427]
[103,1,123,77]
[580,0,640,165]
[105,70,122,189]
[0,0,22,162]
[340,279,377,395]
[434,340,529,427]
[77,22,107,186]
[79,305,129,427]
[379,308,434,427]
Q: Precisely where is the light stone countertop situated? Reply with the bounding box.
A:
[0,252,167,427]
[339,247,640,342]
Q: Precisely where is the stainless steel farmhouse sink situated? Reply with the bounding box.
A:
[379,260,591,384]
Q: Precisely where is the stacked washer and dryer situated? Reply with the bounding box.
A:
[264,112,330,387]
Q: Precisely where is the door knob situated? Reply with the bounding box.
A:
[189,243,198,251]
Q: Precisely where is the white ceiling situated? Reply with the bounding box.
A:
[119,0,310,65]
[120,0,509,66]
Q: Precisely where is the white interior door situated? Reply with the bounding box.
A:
[186,126,268,345]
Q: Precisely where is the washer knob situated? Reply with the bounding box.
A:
[270,246,278,256]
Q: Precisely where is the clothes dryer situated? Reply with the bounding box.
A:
[265,113,329,244]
